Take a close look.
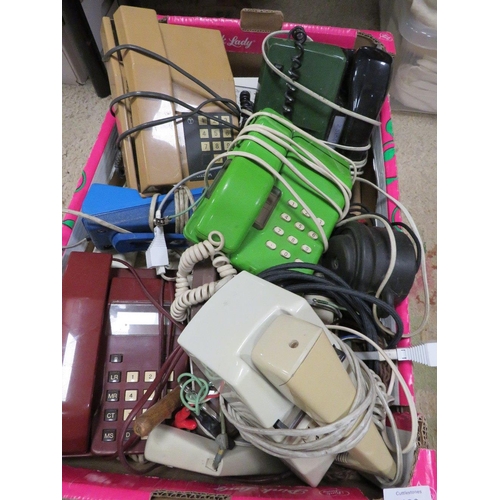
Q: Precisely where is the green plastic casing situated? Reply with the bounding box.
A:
[183,108,352,275]
[253,37,347,140]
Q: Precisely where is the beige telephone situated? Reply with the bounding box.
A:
[101,6,238,195]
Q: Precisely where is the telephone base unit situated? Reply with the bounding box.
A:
[62,251,181,458]
[254,35,347,140]
[183,108,353,275]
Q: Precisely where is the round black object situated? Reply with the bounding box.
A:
[321,221,419,310]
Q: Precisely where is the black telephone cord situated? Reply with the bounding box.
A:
[258,262,404,350]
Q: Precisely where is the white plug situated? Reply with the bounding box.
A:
[145,225,169,275]
[354,342,437,367]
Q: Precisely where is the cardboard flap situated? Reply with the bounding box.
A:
[240,8,283,33]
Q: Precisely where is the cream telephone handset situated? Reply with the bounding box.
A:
[251,314,397,481]
[101,5,238,195]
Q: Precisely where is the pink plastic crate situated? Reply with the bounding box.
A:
[62,11,436,499]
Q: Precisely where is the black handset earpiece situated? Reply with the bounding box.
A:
[337,46,393,163]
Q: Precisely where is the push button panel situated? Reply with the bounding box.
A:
[183,113,237,178]
[90,302,168,457]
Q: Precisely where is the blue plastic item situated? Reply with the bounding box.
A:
[81,184,204,252]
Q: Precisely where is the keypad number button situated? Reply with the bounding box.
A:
[125,390,138,402]
[126,371,139,383]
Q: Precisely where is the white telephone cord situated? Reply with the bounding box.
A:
[219,324,417,488]
[170,231,237,322]
[261,30,381,127]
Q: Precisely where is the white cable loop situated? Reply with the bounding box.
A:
[371,373,394,435]
[174,186,195,234]
[355,177,430,339]
[148,193,160,232]
[212,252,238,281]
[219,338,379,459]
[261,30,381,127]
[176,231,225,280]
[171,231,236,322]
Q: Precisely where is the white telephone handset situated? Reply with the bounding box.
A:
[177,271,339,487]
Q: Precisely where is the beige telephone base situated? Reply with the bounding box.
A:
[251,314,397,481]
[101,5,238,195]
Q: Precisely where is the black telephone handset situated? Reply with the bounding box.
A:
[337,46,393,162]
[62,252,183,458]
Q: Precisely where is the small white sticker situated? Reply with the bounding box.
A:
[384,485,432,500]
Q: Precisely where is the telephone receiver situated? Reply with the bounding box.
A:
[337,46,393,163]
[101,5,238,195]
[251,314,397,482]
[81,183,204,253]
[62,251,184,458]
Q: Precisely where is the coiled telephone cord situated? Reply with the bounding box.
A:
[171,231,237,322]
[283,26,307,118]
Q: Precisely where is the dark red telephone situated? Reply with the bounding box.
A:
[62,251,185,458]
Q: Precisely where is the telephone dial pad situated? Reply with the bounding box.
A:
[256,191,326,269]
[90,303,167,456]
[182,112,236,180]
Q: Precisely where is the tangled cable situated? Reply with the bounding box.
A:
[170,231,237,322]
[219,325,415,488]
[258,262,404,351]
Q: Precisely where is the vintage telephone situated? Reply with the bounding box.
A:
[62,251,184,457]
[177,270,340,487]
[100,5,238,195]
[253,27,348,140]
[177,271,397,486]
[183,108,353,275]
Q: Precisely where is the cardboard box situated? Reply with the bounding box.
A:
[62,8,437,499]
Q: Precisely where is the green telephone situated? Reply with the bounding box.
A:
[183,108,353,275]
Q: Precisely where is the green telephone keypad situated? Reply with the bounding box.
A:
[183,108,353,275]
[261,197,322,261]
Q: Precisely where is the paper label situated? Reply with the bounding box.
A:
[384,485,432,500]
